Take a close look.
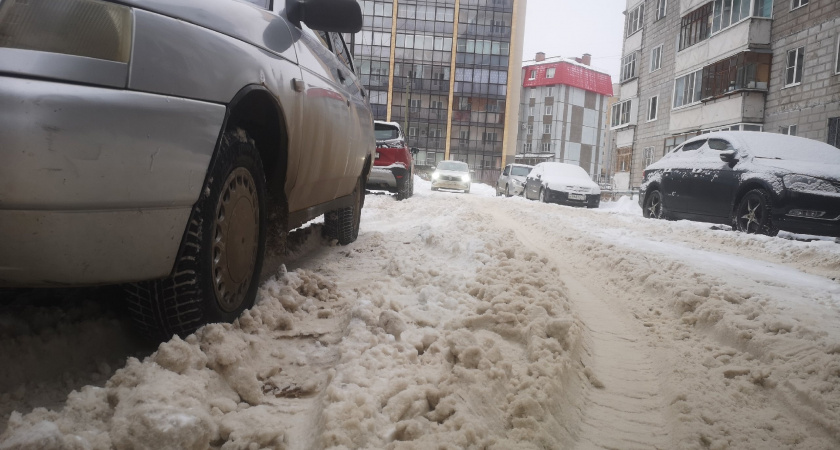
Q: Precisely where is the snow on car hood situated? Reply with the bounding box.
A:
[435,169,470,178]
[749,156,840,181]
[543,175,600,193]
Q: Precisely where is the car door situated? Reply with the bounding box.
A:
[688,138,742,218]
[661,139,707,214]
[286,23,356,210]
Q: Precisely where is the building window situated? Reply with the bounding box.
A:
[626,4,644,37]
[410,99,421,112]
[523,142,532,152]
[482,131,498,142]
[786,47,805,86]
[643,147,656,167]
[530,87,536,98]
[656,0,667,20]
[459,130,469,141]
[836,37,840,75]
[621,52,638,82]
[527,124,533,135]
[791,0,809,10]
[673,69,703,108]
[547,87,553,97]
[780,125,798,136]
[546,68,556,79]
[650,45,662,72]
[648,96,658,121]
[828,118,840,148]
[543,123,552,134]
[712,0,769,34]
[408,127,417,137]
[542,142,552,153]
[529,106,535,116]
[701,123,763,133]
[529,70,536,80]
[679,3,712,51]
[545,105,553,116]
[702,51,771,99]
[611,99,632,127]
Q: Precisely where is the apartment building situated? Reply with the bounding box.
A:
[515,53,614,178]
[613,0,840,190]
[351,0,527,183]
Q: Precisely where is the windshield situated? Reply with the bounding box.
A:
[437,161,468,172]
[511,166,531,176]
[374,124,400,140]
[732,132,840,164]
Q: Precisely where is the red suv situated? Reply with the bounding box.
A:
[366,121,416,200]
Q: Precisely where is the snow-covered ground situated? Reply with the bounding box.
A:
[2,177,839,449]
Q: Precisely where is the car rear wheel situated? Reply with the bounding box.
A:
[643,190,664,219]
[124,129,267,342]
[395,173,412,201]
[539,188,547,203]
[505,185,511,197]
[325,175,364,245]
[735,189,778,236]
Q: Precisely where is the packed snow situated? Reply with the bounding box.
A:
[2,177,839,449]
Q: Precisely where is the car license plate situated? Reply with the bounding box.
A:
[375,151,380,159]
[569,193,585,201]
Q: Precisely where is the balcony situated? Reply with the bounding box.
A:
[675,17,771,74]
[669,91,765,134]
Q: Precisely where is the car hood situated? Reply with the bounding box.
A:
[543,174,600,192]
[436,169,469,178]
[750,157,840,181]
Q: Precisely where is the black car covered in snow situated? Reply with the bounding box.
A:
[639,132,840,238]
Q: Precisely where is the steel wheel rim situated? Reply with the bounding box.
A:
[212,167,259,313]
[647,192,661,218]
[738,194,764,234]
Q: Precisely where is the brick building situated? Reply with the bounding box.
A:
[613,0,840,190]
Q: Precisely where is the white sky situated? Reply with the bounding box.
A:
[521,0,625,81]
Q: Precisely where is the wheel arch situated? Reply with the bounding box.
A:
[731,178,780,216]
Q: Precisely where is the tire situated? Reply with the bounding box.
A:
[395,174,411,201]
[539,188,547,203]
[734,189,778,236]
[643,190,664,219]
[124,129,267,342]
[325,176,364,245]
[431,186,438,191]
[505,185,511,197]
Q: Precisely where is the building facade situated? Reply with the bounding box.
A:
[351,0,527,183]
[515,54,614,179]
[613,0,840,190]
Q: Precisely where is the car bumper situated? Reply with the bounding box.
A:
[0,76,226,286]
[432,179,470,190]
[774,191,840,238]
[366,165,409,191]
[546,190,600,208]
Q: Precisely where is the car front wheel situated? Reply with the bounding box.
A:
[643,190,664,219]
[735,189,778,236]
[124,128,267,341]
[325,175,365,244]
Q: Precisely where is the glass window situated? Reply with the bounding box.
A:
[702,51,771,99]
[656,0,667,20]
[780,125,798,136]
[673,69,703,108]
[546,67,556,78]
[543,123,551,134]
[679,3,712,51]
[791,0,809,9]
[643,147,655,167]
[545,105,553,116]
[611,99,632,127]
[836,36,840,74]
[621,52,637,82]
[329,32,354,73]
[648,96,658,121]
[786,47,805,86]
[651,45,662,72]
[626,4,644,37]
[682,140,707,151]
[708,139,734,150]
[828,117,840,148]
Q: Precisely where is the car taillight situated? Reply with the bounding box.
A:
[0,0,133,63]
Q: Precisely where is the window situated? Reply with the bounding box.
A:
[529,70,536,80]
[648,96,658,121]
[828,117,840,148]
[679,3,712,51]
[530,87,536,98]
[459,130,469,141]
[786,47,805,86]
[410,99,421,112]
[626,4,644,37]
[546,68,556,78]
[431,100,444,110]
[673,69,703,108]
[523,142,532,152]
[408,127,417,137]
[542,142,552,153]
[837,37,840,74]
[543,124,552,134]
[681,140,707,151]
[529,106,535,116]
[643,147,656,167]
[527,124,533,135]
[545,105,553,116]
[651,45,662,72]
[621,52,638,82]
[611,99,632,127]
[701,123,763,133]
[702,51,772,99]
[547,87,553,97]
[791,0,809,10]
[781,125,798,136]
[482,131,498,142]
[712,0,773,33]
[708,139,734,150]
[656,0,667,20]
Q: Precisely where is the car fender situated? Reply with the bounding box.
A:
[731,173,783,212]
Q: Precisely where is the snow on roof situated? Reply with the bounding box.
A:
[374,120,402,130]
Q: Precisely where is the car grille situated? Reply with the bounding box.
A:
[442,175,462,181]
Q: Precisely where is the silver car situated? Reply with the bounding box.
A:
[496,163,533,197]
[0,0,374,340]
[430,161,471,193]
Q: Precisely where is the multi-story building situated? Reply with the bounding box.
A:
[351,0,527,183]
[613,0,840,190]
[515,53,614,179]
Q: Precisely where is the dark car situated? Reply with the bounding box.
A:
[639,132,840,237]
[366,121,417,200]
[0,0,373,340]
[523,162,601,208]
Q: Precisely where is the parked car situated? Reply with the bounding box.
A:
[496,163,534,197]
[0,0,374,340]
[431,161,471,193]
[366,121,417,200]
[524,162,601,208]
[639,132,840,237]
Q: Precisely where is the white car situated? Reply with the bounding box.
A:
[496,163,533,197]
[524,162,601,208]
[431,160,471,193]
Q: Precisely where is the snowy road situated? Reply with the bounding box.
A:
[2,177,839,449]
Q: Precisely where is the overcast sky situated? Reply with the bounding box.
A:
[521,0,625,81]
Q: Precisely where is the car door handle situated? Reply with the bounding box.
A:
[337,69,346,83]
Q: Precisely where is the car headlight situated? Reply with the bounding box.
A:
[0,0,133,63]
[461,174,470,182]
[432,172,440,180]
[783,174,838,194]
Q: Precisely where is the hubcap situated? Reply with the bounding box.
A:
[212,167,259,312]
[739,195,763,233]
[647,193,661,218]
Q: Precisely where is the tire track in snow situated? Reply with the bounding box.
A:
[487,207,673,449]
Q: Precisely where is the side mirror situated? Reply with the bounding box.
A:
[287,0,363,33]
[719,150,738,164]
[410,147,420,155]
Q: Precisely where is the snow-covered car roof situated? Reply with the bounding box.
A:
[682,131,840,164]
[374,120,403,130]
[538,162,591,180]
